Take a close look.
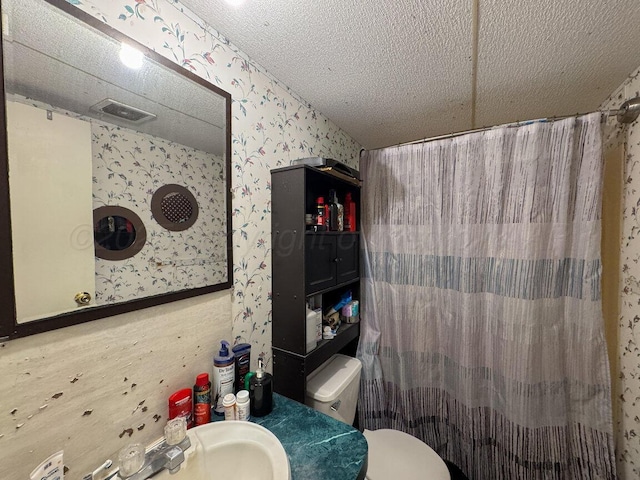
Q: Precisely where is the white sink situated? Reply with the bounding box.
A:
[154,421,290,480]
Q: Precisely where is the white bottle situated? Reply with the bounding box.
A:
[306,303,316,353]
[314,308,322,343]
[222,393,237,421]
[236,389,250,421]
[213,341,235,415]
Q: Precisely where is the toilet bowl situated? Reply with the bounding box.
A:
[305,354,450,480]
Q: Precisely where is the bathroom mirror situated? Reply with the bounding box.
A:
[0,0,232,339]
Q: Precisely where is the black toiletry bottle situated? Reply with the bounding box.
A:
[232,343,251,393]
[249,358,273,417]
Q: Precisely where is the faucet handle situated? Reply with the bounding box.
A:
[117,443,145,478]
[164,417,187,445]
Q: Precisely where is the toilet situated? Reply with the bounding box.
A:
[305,354,451,480]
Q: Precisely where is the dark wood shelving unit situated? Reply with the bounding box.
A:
[271,164,361,402]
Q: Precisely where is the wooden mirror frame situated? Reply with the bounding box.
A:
[0,0,233,340]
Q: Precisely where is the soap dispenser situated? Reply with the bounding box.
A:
[249,358,273,417]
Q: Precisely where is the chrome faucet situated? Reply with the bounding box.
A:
[118,436,191,480]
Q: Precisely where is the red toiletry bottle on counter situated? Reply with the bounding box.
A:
[168,388,194,428]
[193,373,212,426]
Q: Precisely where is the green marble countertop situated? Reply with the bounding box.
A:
[213,393,367,479]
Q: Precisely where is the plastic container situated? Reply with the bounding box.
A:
[314,308,323,342]
[213,340,235,415]
[193,372,211,426]
[323,326,335,339]
[236,389,250,421]
[309,295,323,343]
[340,300,360,323]
[222,393,237,420]
[168,388,194,428]
[306,303,317,353]
[232,343,251,393]
[305,354,362,425]
[249,358,273,417]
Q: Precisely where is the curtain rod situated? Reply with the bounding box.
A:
[383,96,640,150]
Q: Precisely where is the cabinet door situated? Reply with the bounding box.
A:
[336,234,359,284]
[306,235,336,292]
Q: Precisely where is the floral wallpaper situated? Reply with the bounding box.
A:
[92,121,227,303]
[600,65,640,480]
[68,0,361,365]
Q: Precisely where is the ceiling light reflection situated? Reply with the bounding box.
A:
[119,44,144,69]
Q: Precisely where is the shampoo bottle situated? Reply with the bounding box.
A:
[213,340,235,416]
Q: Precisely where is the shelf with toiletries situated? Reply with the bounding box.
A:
[304,230,358,234]
[272,321,360,403]
[306,281,360,346]
[271,164,361,403]
[311,321,359,357]
[302,165,360,234]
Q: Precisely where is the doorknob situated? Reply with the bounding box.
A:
[74,292,92,306]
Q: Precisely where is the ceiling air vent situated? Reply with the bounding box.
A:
[90,99,156,124]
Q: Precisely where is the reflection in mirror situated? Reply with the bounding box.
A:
[93,205,147,261]
[95,216,137,251]
[151,184,200,232]
[0,0,232,338]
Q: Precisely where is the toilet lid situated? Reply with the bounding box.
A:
[363,429,450,480]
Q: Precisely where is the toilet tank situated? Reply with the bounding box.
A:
[305,354,362,425]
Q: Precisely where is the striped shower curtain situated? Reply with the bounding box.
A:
[357,113,617,479]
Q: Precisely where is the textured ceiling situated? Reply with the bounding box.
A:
[181,0,640,150]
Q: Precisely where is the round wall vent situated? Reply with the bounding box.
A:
[151,184,199,231]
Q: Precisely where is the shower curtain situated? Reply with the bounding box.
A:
[357,113,616,479]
